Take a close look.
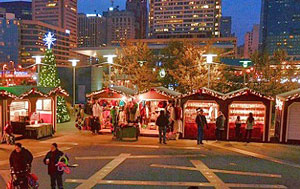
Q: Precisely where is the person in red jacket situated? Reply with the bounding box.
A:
[44,143,68,189]
[9,143,33,189]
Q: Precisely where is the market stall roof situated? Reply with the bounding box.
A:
[224,88,274,101]
[139,87,180,100]
[0,86,68,99]
[181,87,225,99]
[277,88,300,101]
[86,86,137,99]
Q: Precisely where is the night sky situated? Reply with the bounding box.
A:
[2,0,261,45]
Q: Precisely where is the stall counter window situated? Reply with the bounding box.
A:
[36,98,53,123]
[10,100,30,135]
[184,100,219,139]
[228,102,265,141]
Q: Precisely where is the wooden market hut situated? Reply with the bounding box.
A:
[180,88,226,139]
[275,89,300,143]
[0,86,68,139]
[86,86,137,100]
[224,88,273,142]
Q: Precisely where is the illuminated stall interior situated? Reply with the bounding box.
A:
[225,88,273,142]
[181,88,225,139]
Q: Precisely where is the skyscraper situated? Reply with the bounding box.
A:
[104,8,136,45]
[126,0,147,39]
[260,0,300,58]
[148,0,221,39]
[0,1,32,20]
[244,24,260,58]
[78,13,107,47]
[32,0,77,49]
[220,16,232,37]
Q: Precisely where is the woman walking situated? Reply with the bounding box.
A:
[245,113,254,143]
[235,116,242,141]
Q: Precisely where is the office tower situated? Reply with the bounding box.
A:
[0,1,32,20]
[244,24,260,58]
[220,16,232,37]
[32,0,77,49]
[0,10,19,64]
[126,0,147,39]
[78,13,107,47]
[104,8,136,45]
[260,0,300,58]
[149,0,221,39]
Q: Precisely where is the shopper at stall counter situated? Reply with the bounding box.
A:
[156,110,169,144]
[43,143,68,189]
[216,111,225,141]
[195,108,208,145]
[245,113,255,143]
[235,116,242,141]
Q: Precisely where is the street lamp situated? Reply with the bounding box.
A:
[69,59,79,107]
[103,55,117,86]
[240,60,252,85]
[202,54,217,88]
[32,55,44,86]
[137,60,146,67]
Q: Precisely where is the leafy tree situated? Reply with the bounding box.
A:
[39,49,70,123]
[114,42,158,91]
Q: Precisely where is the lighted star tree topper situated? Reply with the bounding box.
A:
[43,32,56,49]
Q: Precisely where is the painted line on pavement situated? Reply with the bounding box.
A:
[226,183,287,188]
[75,154,205,160]
[75,153,131,189]
[191,160,229,189]
[206,143,300,169]
[39,141,79,146]
[98,143,207,150]
[151,164,281,178]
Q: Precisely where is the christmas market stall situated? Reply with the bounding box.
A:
[180,88,225,140]
[86,86,137,132]
[0,86,68,139]
[137,87,181,136]
[275,89,300,143]
[224,88,273,142]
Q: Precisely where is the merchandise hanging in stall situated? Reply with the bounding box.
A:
[138,87,181,136]
[180,88,226,140]
[275,88,300,143]
[224,88,273,142]
[0,86,68,139]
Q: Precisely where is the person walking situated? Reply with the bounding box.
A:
[216,111,225,141]
[4,122,15,145]
[245,113,255,143]
[43,143,68,189]
[156,110,169,144]
[195,108,208,145]
[235,116,242,141]
[9,143,33,189]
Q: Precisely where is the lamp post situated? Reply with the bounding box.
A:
[103,55,117,86]
[69,59,79,107]
[240,60,252,85]
[202,54,217,88]
[32,56,44,86]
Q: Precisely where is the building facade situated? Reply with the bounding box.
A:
[104,9,136,45]
[148,0,221,39]
[19,20,72,66]
[0,11,19,64]
[0,1,32,20]
[244,24,259,58]
[77,13,106,47]
[126,0,147,39]
[32,0,77,49]
[260,0,300,58]
[220,16,232,37]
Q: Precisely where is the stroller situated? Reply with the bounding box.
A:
[7,167,39,189]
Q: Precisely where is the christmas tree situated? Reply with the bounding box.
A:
[39,49,70,123]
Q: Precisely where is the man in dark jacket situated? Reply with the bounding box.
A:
[44,143,67,189]
[156,110,169,144]
[195,109,208,145]
[9,143,33,189]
